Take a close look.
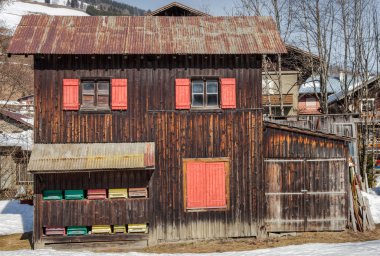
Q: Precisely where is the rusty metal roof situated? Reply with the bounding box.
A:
[8,15,287,55]
[27,142,155,173]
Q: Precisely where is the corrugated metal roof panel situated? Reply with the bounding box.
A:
[8,15,287,55]
[27,143,155,173]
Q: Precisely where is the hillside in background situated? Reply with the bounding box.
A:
[82,0,146,16]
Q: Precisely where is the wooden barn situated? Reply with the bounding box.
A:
[6,3,350,249]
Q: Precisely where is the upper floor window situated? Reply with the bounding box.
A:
[63,78,128,111]
[191,80,219,108]
[175,77,236,110]
[81,80,110,110]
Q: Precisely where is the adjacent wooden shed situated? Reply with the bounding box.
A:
[264,122,350,232]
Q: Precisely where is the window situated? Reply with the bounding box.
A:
[183,158,229,211]
[191,80,219,108]
[305,97,316,107]
[81,80,110,110]
[361,98,375,112]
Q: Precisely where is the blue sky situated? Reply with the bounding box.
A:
[119,0,236,16]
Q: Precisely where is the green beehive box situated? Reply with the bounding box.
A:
[67,226,88,236]
[43,190,63,200]
[64,190,84,200]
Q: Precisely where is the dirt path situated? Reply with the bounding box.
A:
[1,227,380,253]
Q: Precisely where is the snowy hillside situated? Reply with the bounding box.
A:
[0,0,89,31]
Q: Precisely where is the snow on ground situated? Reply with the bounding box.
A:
[0,200,33,235]
[362,175,380,224]
[1,240,380,256]
[0,0,88,30]
[0,130,33,150]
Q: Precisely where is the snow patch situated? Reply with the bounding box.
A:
[0,0,89,30]
[0,200,33,235]
[362,189,380,224]
[0,130,33,150]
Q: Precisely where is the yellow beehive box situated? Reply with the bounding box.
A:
[128,224,148,233]
[91,225,112,234]
[108,188,128,199]
[113,225,127,234]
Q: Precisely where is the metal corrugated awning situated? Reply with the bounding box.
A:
[27,143,155,173]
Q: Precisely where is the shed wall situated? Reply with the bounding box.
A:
[263,125,349,232]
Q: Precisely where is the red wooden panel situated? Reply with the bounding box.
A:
[220,78,236,109]
[205,162,226,208]
[111,79,128,110]
[63,79,79,110]
[186,162,206,209]
[175,79,190,109]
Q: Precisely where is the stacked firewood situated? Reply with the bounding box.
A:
[349,167,375,232]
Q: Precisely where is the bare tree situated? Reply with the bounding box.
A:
[237,0,297,116]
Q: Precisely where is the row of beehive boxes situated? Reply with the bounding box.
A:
[42,188,148,200]
[44,224,148,236]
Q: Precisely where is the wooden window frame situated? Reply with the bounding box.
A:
[191,78,220,110]
[183,157,230,212]
[80,79,110,111]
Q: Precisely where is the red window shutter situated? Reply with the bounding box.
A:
[175,79,190,109]
[111,79,128,110]
[205,162,226,208]
[186,162,206,209]
[63,79,79,110]
[220,78,236,109]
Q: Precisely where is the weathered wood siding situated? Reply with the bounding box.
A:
[263,125,349,232]
[33,54,264,244]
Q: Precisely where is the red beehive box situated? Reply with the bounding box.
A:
[45,227,66,236]
[87,189,107,200]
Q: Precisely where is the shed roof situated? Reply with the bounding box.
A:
[8,15,287,55]
[27,143,155,173]
[264,121,351,142]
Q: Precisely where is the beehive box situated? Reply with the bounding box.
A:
[67,226,88,236]
[113,225,127,234]
[128,224,148,233]
[108,188,128,199]
[43,190,63,200]
[128,188,148,198]
[91,225,112,234]
[64,190,84,200]
[87,189,107,200]
[45,227,65,236]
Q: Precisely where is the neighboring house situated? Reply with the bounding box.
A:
[8,11,287,248]
[262,70,299,116]
[0,108,33,192]
[328,75,380,116]
[145,2,210,16]
[262,45,320,117]
[298,76,342,115]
